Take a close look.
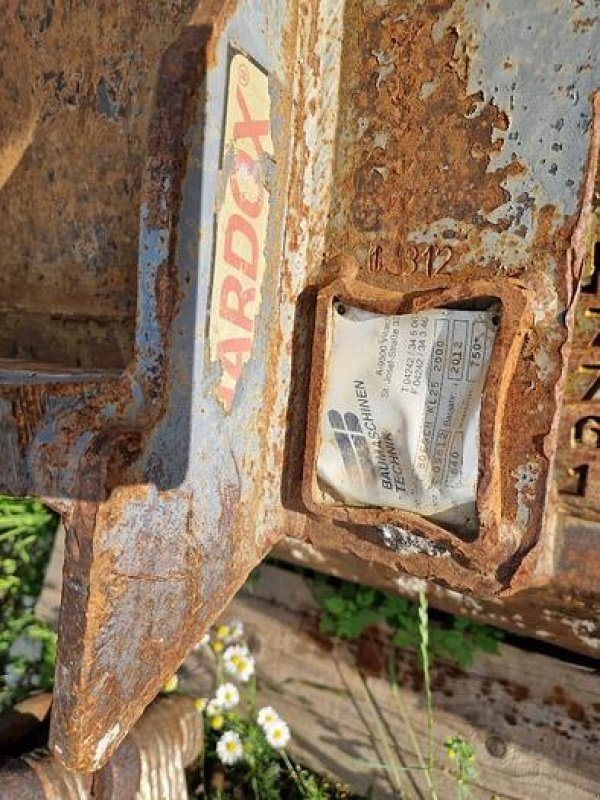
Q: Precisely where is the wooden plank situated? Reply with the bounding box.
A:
[185,564,600,800]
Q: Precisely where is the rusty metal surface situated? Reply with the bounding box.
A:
[294,0,600,601]
[0,0,199,369]
[297,0,600,595]
[0,0,598,774]
[0,760,46,800]
[1,0,303,771]
[0,696,202,800]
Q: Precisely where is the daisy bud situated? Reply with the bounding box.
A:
[162,675,178,693]
[215,624,230,640]
[210,714,224,730]
[194,697,208,713]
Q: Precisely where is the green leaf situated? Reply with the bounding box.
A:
[3,559,17,575]
[323,595,348,615]
[356,588,376,608]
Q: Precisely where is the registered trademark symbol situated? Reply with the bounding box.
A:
[238,63,250,87]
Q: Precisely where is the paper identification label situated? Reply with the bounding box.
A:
[316,305,497,524]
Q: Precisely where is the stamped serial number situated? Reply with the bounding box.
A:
[368,243,453,277]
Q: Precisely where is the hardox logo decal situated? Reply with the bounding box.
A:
[208,50,274,411]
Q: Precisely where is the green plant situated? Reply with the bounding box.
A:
[418,591,438,800]
[173,622,360,799]
[445,736,478,799]
[316,579,503,668]
[319,584,383,639]
[357,591,479,800]
[0,496,58,711]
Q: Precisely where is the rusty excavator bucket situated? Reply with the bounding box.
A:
[0,0,598,772]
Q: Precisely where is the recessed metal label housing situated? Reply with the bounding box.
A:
[315,303,497,526]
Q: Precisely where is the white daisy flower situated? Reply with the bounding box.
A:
[257,706,280,728]
[216,682,240,710]
[224,620,244,643]
[264,718,290,750]
[216,731,244,765]
[223,643,249,665]
[193,633,210,651]
[206,697,223,717]
[223,644,255,682]
[237,655,255,683]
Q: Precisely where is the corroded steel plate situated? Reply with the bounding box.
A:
[0,0,598,772]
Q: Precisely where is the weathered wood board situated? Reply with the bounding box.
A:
[37,535,600,798]
[181,564,600,800]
